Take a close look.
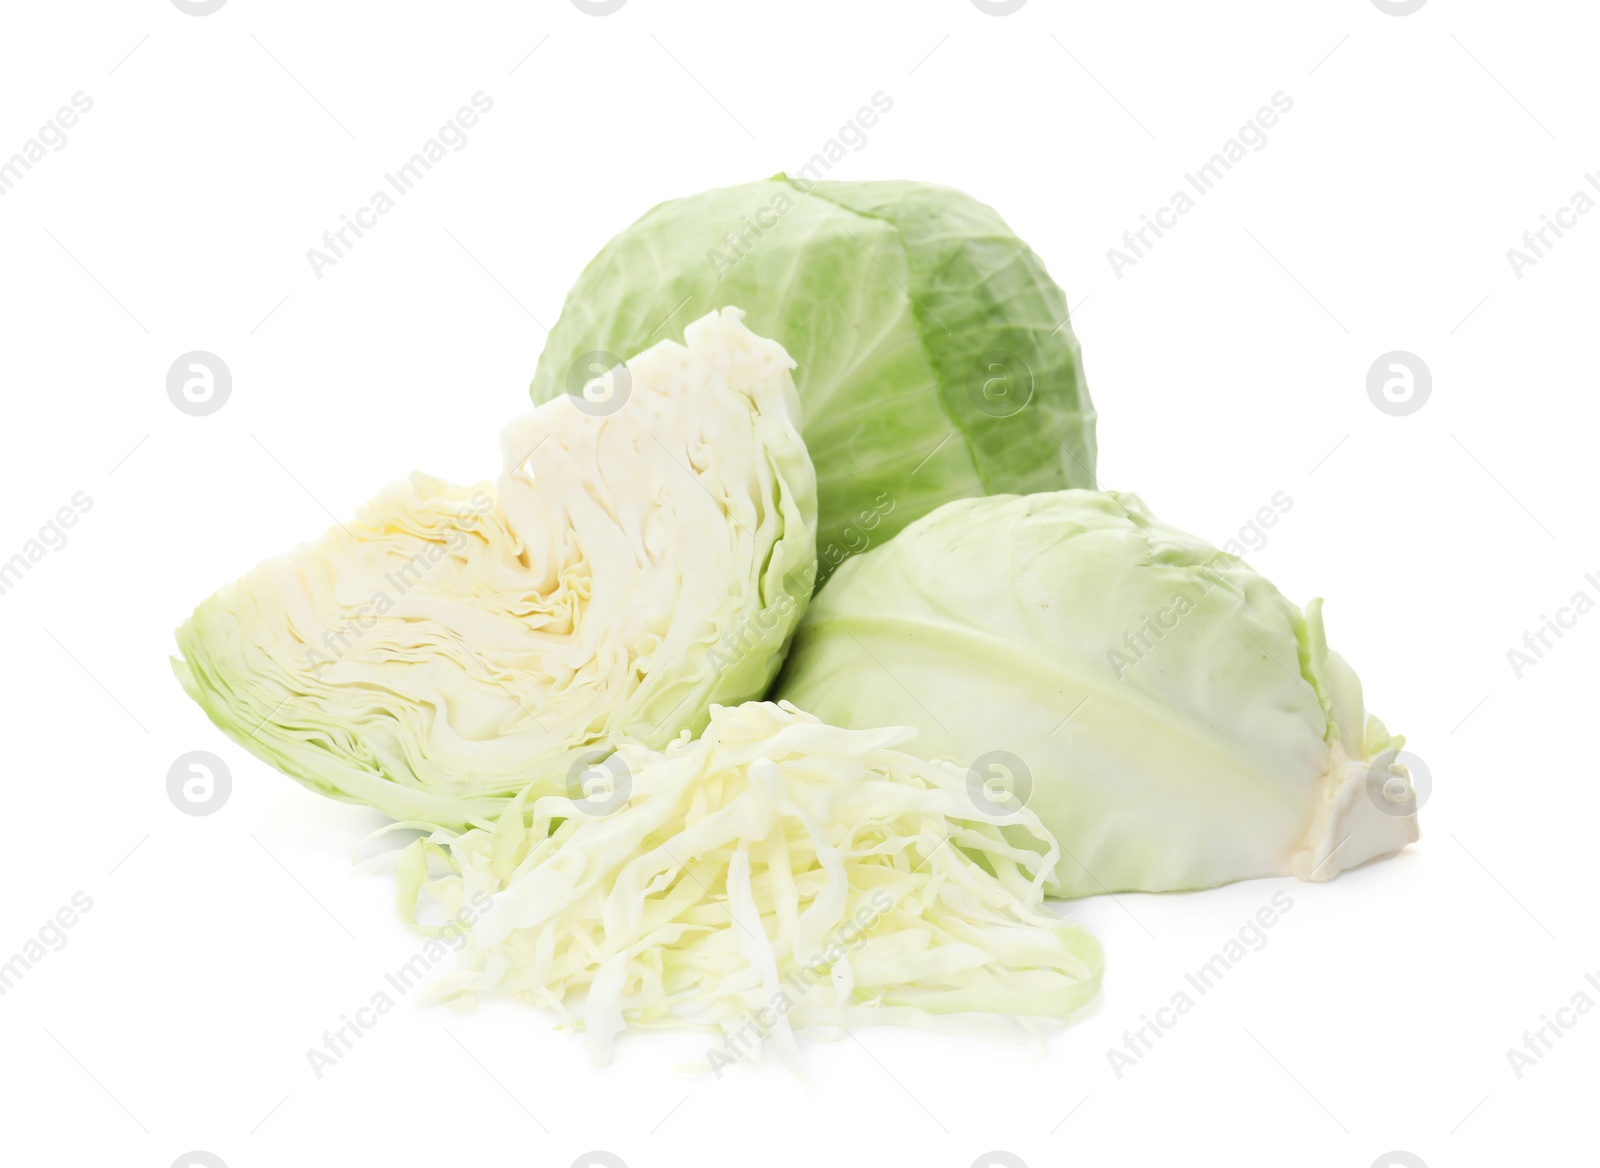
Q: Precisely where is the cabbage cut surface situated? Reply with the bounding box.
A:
[174,310,817,826]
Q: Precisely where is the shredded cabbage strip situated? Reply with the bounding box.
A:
[398,701,1103,1066]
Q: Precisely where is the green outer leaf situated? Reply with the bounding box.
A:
[795,179,1096,497]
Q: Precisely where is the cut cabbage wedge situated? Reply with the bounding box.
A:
[173,310,817,827]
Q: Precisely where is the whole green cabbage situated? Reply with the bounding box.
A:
[776,490,1418,897]
[174,310,816,826]
[530,177,1096,569]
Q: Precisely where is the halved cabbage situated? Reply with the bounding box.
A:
[777,490,1419,898]
[398,701,1103,1067]
[173,310,817,826]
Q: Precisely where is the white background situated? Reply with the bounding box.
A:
[1,1,1593,1166]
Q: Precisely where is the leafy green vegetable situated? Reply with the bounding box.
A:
[398,701,1103,1067]
[174,310,817,827]
[776,490,1418,898]
[530,176,1096,565]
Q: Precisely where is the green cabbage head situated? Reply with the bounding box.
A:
[776,490,1419,897]
[174,310,816,827]
[530,177,1096,572]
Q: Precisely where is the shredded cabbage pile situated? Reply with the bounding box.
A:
[396,701,1103,1066]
